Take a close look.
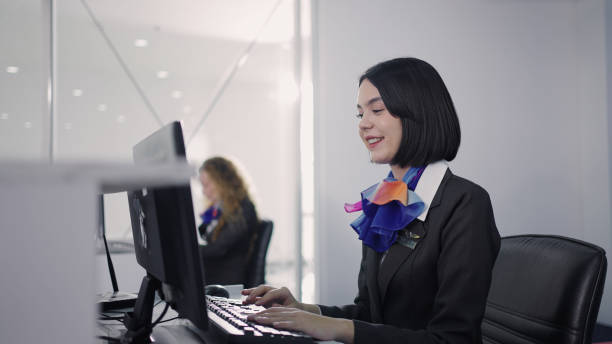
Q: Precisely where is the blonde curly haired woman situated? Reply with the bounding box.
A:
[198,156,258,285]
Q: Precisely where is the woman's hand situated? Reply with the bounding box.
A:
[241,285,301,309]
[247,307,354,343]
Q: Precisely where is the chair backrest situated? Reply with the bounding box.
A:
[482,235,607,344]
[245,219,273,288]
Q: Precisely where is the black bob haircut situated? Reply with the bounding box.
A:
[359,57,461,168]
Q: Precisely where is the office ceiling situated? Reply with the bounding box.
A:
[0,0,295,160]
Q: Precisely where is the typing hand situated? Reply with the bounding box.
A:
[241,286,300,309]
[247,307,354,343]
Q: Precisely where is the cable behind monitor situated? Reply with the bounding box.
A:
[97,194,138,311]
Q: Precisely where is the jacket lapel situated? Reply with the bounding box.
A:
[377,220,425,303]
[376,169,452,304]
[365,247,383,323]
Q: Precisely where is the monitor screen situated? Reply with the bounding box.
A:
[126,121,207,334]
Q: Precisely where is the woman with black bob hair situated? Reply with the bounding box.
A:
[363,57,461,167]
[242,57,501,343]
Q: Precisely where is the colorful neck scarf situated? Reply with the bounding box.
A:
[344,167,426,252]
[200,204,221,225]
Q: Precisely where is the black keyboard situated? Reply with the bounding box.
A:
[205,296,316,343]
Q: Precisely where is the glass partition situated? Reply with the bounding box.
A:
[0,2,47,160]
[0,0,311,300]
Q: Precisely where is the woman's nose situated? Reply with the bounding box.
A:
[359,113,373,130]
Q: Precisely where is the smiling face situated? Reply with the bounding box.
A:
[357,79,403,165]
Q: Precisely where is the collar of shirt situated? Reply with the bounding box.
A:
[414,160,449,222]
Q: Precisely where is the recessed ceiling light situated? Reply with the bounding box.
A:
[182,106,192,114]
[64,122,73,130]
[72,89,83,97]
[0,113,8,120]
[97,104,107,112]
[171,90,183,99]
[6,66,19,74]
[24,121,32,129]
[117,115,126,123]
[156,70,169,79]
[134,39,148,48]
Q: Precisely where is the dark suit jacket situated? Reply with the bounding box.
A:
[319,170,501,344]
[198,197,257,285]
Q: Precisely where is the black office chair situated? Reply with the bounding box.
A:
[244,219,273,288]
[482,235,607,344]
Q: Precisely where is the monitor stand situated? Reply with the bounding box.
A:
[121,274,160,344]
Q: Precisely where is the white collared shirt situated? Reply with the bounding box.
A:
[414,160,449,222]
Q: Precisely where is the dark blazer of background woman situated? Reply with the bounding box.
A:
[199,197,258,285]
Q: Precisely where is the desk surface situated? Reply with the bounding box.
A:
[97,301,220,344]
[98,305,338,344]
[97,288,339,344]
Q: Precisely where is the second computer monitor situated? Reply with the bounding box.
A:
[127,121,207,330]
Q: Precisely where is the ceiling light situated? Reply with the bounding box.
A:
[24,121,32,129]
[134,39,148,48]
[97,104,107,112]
[72,89,83,97]
[156,70,169,79]
[182,106,192,114]
[171,90,183,99]
[0,113,8,120]
[64,122,73,130]
[6,66,19,74]
[117,115,126,123]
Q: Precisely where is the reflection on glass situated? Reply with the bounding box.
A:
[52,0,304,297]
[0,0,310,303]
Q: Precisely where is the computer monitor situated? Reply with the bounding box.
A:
[122,121,207,343]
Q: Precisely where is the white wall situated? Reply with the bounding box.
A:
[312,0,612,324]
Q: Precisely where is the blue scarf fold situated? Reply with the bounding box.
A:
[346,167,426,252]
[200,205,221,225]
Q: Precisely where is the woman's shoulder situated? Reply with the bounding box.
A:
[240,196,256,211]
[239,197,258,221]
[441,172,492,206]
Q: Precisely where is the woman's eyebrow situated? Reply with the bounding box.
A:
[357,97,383,109]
